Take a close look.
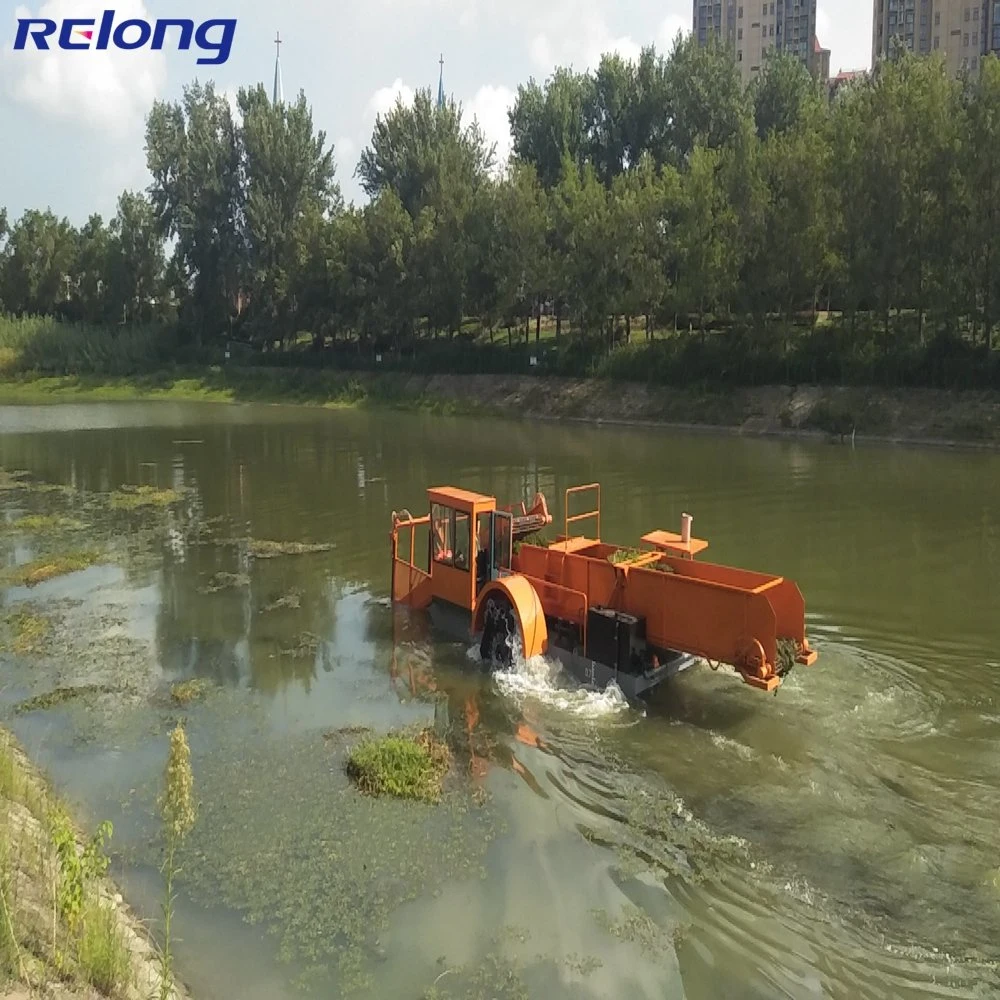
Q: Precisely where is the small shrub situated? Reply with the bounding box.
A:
[51,812,111,931]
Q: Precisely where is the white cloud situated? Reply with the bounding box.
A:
[221,85,243,127]
[1,0,167,137]
[527,8,642,74]
[816,8,832,46]
[336,135,358,175]
[659,13,690,50]
[466,84,515,168]
[365,77,415,119]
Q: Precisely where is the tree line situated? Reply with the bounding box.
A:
[1,35,999,388]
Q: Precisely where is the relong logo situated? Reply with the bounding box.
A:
[13,11,236,65]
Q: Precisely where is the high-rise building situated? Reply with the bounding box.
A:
[986,1,1000,54]
[693,0,830,85]
[872,0,996,77]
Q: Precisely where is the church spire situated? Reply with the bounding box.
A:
[437,53,445,110]
[272,31,284,104]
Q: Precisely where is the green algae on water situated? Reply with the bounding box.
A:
[249,539,333,559]
[1,549,101,587]
[156,733,496,995]
[0,514,85,534]
[14,684,123,714]
[108,486,181,510]
[197,571,249,594]
[279,632,320,659]
[0,610,51,654]
[260,589,302,612]
[591,903,686,952]
[346,729,451,804]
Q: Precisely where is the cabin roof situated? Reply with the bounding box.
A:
[427,486,495,510]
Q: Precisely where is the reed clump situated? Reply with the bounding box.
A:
[157,722,196,1000]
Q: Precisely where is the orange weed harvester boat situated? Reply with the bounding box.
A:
[390,483,817,698]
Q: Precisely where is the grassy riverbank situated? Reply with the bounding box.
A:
[0,729,181,1000]
[1,369,999,448]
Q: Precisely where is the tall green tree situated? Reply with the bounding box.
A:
[959,55,1000,348]
[626,46,673,170]
[489,163,549,342]
[0,209,78,316]
[674,145,742,327]
[509,69,593,189]
[357,89,494,218]
[663,34,751,163]
[751,50,823,139]
[146,81,242,342]
[75,214,110,323]
[105,191,166,324]
[237,84,340,346]
[341,193,416,349]
[586,53,635,187]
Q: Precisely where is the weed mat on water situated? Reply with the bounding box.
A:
[134,732,498,994]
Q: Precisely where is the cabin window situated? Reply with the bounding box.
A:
[431,504,470,572]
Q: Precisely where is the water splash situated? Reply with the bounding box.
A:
[468,639,631,719]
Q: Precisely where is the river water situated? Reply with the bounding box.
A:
[1,401,998,999]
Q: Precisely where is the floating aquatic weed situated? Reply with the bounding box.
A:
[14,684,125,714]
[323,725,373,742]
[279,632,320,659]
[776,637,799,676]
[346,728,452,803]
[0,468,32,489]
[557,952,603,977]
[591,903,687,952]
[249,539,334,559]
[107,486,181,511]
[0,468,70,494]
[196,571,249,594]
[0,514,86,535]
[0,610,50,654]
[146,734,496,995]
[419,949,530,1000]
[169,679,212,707]
[260,589,302,612]
[1,549,102,587]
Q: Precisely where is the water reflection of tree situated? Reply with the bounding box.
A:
[244,557,339,696]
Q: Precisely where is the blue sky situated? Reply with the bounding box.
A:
[0,0,873,226]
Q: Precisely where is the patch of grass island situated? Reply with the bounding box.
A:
[345,728,451,804]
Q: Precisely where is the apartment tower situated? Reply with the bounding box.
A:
[693,0,830,85]
[872,0,998,76]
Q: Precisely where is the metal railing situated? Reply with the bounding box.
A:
[564,483,600,542]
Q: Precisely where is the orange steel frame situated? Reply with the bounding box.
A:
[390,482,817,692]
